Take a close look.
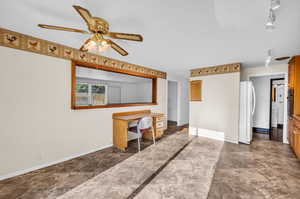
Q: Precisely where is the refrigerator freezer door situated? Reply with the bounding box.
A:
[239,81,252,144]
[251,84,256,116]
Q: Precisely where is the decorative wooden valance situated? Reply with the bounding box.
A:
[191,63,240,77]
[0,28,166,79]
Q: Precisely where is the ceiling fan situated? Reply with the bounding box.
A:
[38,5,143,56]
[275,56,290,61]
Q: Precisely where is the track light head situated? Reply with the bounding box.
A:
[266,9,276,30]
[271,0,281,10]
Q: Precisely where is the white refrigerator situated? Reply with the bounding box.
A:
[239,81,256,144]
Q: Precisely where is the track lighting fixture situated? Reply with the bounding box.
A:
[266,9,276,30]
[265,0,280,31]
[265,49,273,67]
[271,0,281,10]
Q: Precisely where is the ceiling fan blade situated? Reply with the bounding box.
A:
[108,40,128,56]
[79,39,92,51]
[38,24,89,34]
[107,32,143,42]
[275,56,290,61]
[73,5,94,29]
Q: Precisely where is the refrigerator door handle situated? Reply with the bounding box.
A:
[251,85,256,116]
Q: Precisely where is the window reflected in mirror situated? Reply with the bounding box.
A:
[72,63,156,109]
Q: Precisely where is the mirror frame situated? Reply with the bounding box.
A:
[71,60,157,109]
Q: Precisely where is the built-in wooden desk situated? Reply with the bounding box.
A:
[112,110,165,151]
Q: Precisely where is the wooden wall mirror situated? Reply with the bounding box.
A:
[71,61,157,109]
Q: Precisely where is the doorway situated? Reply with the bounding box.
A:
[167,81,178,128]
[250,74,286,142]
[269,78,285,142]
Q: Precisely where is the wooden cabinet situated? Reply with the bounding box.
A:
[143,114,165,140]
[289,119,294,147]
[289,56,300,115]
[190,80,202,101]
[291,116,300,158]
[288,57,295,89]
[288,55,300,159]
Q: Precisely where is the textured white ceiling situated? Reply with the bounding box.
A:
[1,0,300,77]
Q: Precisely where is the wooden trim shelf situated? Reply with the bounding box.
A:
[191,63,240,77]
[73,60,158,79]
[0,27,166,79]
[73,103,158,110]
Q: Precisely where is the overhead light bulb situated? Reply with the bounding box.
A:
[271,0,280,10]
[84,39,110,54]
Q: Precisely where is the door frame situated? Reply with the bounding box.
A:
[248,72,288,144]
[167,80,180,125]
[269,78,285,140]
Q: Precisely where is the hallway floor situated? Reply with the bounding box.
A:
[208,133,300,199]
[1,126,300,199]
[253,127,283,142]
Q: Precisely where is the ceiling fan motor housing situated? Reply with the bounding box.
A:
[91,17,109,34]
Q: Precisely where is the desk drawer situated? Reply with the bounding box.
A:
[156,117,164,122]
[156,128,164,138]
[156,121,164,128]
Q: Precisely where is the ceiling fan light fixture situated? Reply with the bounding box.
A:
[38,5,142,56]
[84,39,110,54]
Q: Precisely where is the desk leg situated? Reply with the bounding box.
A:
[113,119,128,151]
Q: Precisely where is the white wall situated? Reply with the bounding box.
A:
[189,72,240,143]
[167,81,178,122]
[179,79,190,125]
[0,46,167,178]
[241,64,288,80]
[76,66,150,83]
[250,75,284,129]
[136,82,152,103]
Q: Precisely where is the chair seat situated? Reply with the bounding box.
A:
[128,126,149,134]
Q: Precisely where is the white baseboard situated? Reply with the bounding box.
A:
[225,137,239,144]
[189,127,224,141]
[0,144,112,181]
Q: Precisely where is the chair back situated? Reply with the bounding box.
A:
[138,116,153,130]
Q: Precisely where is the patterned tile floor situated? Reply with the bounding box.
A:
[0,124,186,199]
[208,133,300,199]
[1,125,300,199]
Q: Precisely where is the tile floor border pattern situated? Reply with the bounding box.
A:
[134,136,224,199]
[56,132,224,199]
[126,138,194,199]
[56,132,195,199]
